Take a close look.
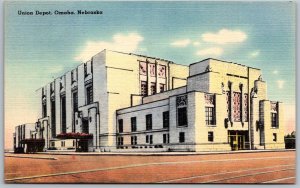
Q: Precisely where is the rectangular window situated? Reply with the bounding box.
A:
[61,141,65,147]
[118,119,123,133]
[51,99,56,138]
[146,135,153,144]
[159,83,165,93]
[205,107,215,125]
[273,133,277,142]
[131,117,137,132]
[117,137,124,146]
[163,111,169,128]
[61,95,66,133]
[86,86,93,105]
[146,114,152,130]
[42,102,47,118]
[131,136,137,145]
[150,82,156,95]
[208,132,214,142]
[178,107,187,126]
[73,91,78,112]
[179,132,185,143]
[51,142,55,147]
[271,113,278,128]
[141,81,148,96]
[163,134,169,144]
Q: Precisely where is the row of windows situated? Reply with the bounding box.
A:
[118,111,169,133]
[141,81,165,96]
[117,132,214,146]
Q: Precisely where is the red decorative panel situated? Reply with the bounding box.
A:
[149,63,156,77]
[243,94,248,122]
[139,62,147,75]
[205,94,214,106]
[158,65,166,78]
[233,92,241,122]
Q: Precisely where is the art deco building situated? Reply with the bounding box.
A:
[13,50,285,153]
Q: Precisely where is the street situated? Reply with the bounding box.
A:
[5,150,295,184]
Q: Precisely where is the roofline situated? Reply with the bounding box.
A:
[189,58,261,70]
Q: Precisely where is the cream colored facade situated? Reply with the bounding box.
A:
[13,50,284,152]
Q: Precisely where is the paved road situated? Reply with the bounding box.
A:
[5,150,295,184]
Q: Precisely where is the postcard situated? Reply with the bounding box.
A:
[4,1,296,184]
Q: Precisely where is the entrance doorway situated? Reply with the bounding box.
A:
[228,131,249,150]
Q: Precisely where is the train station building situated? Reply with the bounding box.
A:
[13,50,285,153]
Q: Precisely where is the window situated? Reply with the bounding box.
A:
[86,85,93,105]
[159,83,165,93]
[243,94,248,122]
[117,137,124,146]
[150,82,156,95]
[51,142,55,147]
[42,101,47,118]
[118,119,123,133]
[271,113,278,128]
[73,91,78,112]
[178,107,187,126]
[146,135,153,144]
[179,132,185,143]
[51,99,56,138]
[131,117,137,132]
[61,95,66,133]
[163,111,169,128]
[205,107,215,125]
[146,114,152,130]
[61,141,65,147]
[163,134,169,144]
[208,132,214,142]
[141,81,147,96]
[273,133,277,142]
[131,136,137,145]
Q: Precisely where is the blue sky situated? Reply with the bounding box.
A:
[4,1,295,147]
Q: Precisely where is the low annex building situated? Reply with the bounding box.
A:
[13,50,285,153]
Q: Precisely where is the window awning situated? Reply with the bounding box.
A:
[56,132,93,139]
[20,138,45,144]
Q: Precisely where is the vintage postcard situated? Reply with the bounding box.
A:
[4,1,296,184]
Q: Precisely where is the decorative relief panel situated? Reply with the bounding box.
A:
[243,94,248,122]
[233,92,241,122]
[139,62,147,75]
[158,65,166,78]
[176,95,187,107]
[205,94,215,106]
[226,91,230,118]
[149,63,156,77]
[271,102,278,112]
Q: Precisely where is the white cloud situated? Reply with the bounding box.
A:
[170,39,191,47]
[196,47,223,57]
[277,80,285,89]
[202,29,247,44]
[249,50,260,58]
[193,41,201,46]
[273,70,279,74]
[75,33,144,62]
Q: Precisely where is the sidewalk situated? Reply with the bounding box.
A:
[5,149,295,157]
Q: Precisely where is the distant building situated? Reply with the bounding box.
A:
[13,50,285,152]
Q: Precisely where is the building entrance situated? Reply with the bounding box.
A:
[228,131,249,151]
